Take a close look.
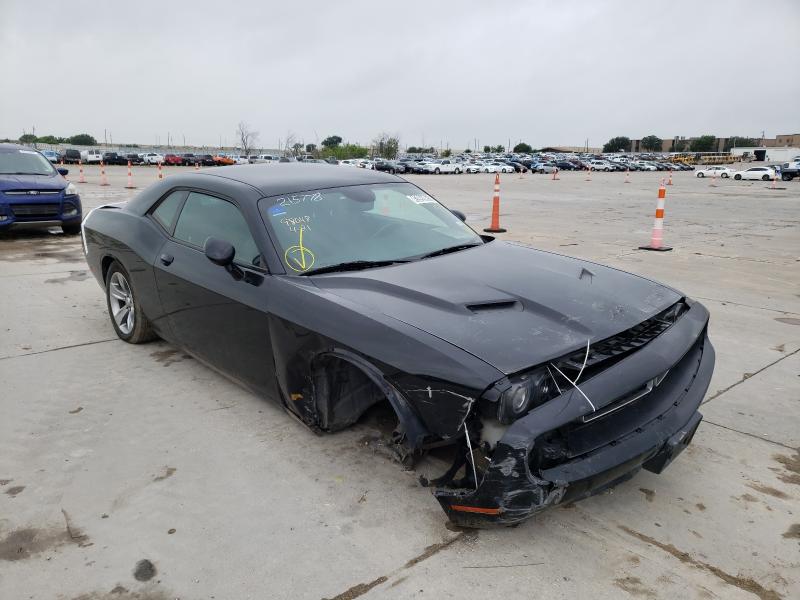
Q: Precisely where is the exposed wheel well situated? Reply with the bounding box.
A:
[101,255,116,283]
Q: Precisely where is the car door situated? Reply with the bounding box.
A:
[152,190,276,397]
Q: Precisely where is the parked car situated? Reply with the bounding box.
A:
[422,159,460,174]
[41,150,61,163]
[62,149,82,164]
[195,154,216,167]
[338,159,360,167]
[102,152,128,165]
[80,149,103,164]
[555,160,578,171]
[733,167,776,181]
[213,154,235,166]
[163,154,183,166]
[180,153,197,166]
[374,159,406,174]
[81,163,714,527]
[143,153,165,165]
[588,160,612,171]
[695,166,734,178]
[123,153,144,165]
[0,143,82,234]
[536,161,558,174]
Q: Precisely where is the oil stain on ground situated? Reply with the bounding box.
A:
[5,485,25,497]
[0,521,90,561]
[618,525,783,600]
[45,270,90,284]
[614,575,657,598]
[153,467,176,482]
[638,488,655,502]
[747,483,790,500]
[773,450,800,486]
[133,559,157,582]
[782,524,800,539]
[149,348,189,367]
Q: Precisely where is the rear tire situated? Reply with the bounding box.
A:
[762,175,770,181]
[105,261,158,344]
[697,172,704,178]
[734,174,742,180]
[721,173,728,178]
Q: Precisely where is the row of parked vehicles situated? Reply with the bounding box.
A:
[41,148,291,167]
[352,154,697,175]
[695,160,800,181]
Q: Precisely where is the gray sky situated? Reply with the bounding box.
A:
[2,0,798,150]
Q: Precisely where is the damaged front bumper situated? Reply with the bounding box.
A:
[434,300,715,527]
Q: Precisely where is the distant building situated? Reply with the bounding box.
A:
[628,133,800,154]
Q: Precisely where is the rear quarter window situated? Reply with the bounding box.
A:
[151,191,186,232]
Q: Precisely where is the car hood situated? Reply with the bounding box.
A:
[0,173,65,192]
[312,241,681,375]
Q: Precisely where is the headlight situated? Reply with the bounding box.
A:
[497,367,558,424]
[64,182,78,196]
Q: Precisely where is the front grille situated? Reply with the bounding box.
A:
[5,190,60,196]
[554,300,687,381]
[10,203,61,217]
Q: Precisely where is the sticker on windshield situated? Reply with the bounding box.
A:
[19,150,38,155]
[406,194,435,205]
[269,205,287,217]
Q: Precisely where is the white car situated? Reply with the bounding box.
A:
[632,161,657,171]
[142,153,165,165]
[233,155,249,165]
[339,159,359,167]
[696,166,734,178]
[733,167,776,181]
[80,149,103,164]
[422,159,460,174]
[460,162,481,173]
[588,160,612,171]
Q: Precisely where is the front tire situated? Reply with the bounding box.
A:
[434,168,440,174]
[105,261,158,344]
[721,173,729,178]
[734,174,742,180]
[762,175,770,181]
[697,172,704,177]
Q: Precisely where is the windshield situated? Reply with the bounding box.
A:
[259,182,481,274]
[0,149,57,175]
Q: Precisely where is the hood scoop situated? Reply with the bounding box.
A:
[465,299,520,313]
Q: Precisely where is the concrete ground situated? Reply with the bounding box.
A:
[1,164,798,600]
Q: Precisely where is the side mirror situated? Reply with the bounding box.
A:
[57,168,69,176]
[204,237,235,267]
[451,209,467,222]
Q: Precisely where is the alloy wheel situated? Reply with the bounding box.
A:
[108,272,135,335]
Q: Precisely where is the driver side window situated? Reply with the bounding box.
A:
[173,192,262,267]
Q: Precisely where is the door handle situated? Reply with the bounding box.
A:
[160,254,174,266]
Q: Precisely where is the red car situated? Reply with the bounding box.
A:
[163,154,183,166]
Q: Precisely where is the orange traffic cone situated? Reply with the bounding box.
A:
[585,167,592,181]
[667,169,673,186]
[125,160,136,189]
[624,168,630,183]
[552,168,560,181]
[483,173,507,233]
[99,162,109,186]
[78,160,86,183]
[158,162,164,180]
[639,180,672,252]
[195,162,200,171]
[710,170,717,187]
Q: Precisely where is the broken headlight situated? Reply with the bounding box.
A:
[497,367,558,424]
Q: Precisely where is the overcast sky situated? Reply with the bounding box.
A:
[2,0,798,150]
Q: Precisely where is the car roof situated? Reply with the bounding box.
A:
[189,163,402,197]
[0,143,30,153]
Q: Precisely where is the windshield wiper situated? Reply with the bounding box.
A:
[300,259,410,276]
[415,243,482,260]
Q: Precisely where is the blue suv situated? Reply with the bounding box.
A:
[0,143,82,234]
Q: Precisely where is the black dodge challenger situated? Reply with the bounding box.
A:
[82,164,715,526]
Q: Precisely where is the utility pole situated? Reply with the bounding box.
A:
[104,129,107,146]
